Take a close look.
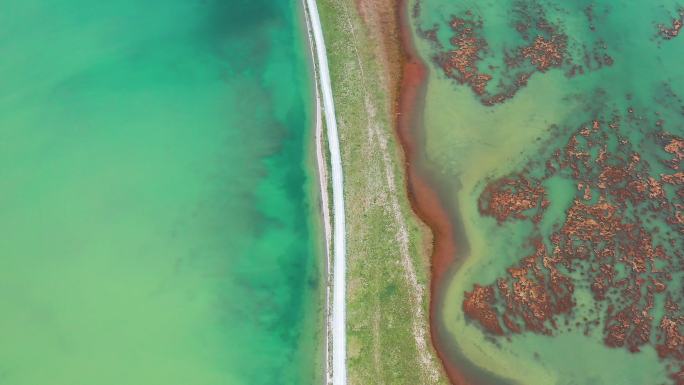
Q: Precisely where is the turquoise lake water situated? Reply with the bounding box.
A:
[412,0,684,384]
[0,1,321,384]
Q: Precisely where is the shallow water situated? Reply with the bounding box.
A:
[410,0,684,384]
[0,1,320,384]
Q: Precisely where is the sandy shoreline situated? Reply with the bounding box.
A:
[393,2,472,385]
[304,0,471,383]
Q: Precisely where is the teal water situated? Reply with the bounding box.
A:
[411,0,684,384]
[0,1,321,384]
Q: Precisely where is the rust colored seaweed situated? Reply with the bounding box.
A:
[421,1,616,106]
[463,117,684,380]
[478,176,545,222]
[658,9,684,40]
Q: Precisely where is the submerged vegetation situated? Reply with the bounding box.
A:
[413,0,684,383]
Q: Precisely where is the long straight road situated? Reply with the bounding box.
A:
[303,1,347,384]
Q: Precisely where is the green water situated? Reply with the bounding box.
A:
[410,0,684,384]
[0,1,321,384]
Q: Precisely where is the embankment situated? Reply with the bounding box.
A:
[393,2,471,385]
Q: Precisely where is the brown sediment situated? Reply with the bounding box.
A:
[351,0,467,382]
[394,1,470,384]
[371,1,684,383]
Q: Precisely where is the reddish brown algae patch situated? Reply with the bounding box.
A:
[463,118,684,381]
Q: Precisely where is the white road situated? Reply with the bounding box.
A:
[303,1,347,385]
